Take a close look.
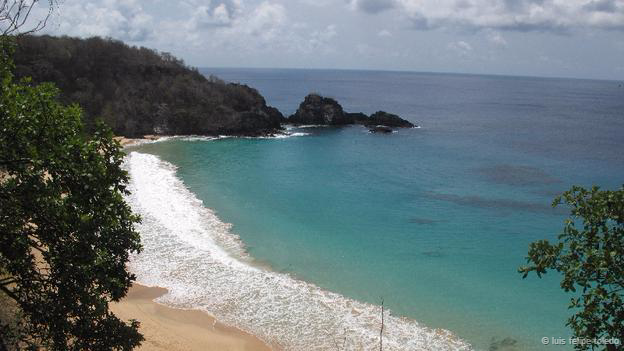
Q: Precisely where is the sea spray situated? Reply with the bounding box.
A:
[124,151,472,351]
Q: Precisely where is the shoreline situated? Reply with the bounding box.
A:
[119,137,473,351]
[110,283,272,351]
[115,135,164,147]
[115,136,276,350]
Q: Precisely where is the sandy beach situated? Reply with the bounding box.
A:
[115,135,163,147]
[114,138,271,351]
[110,284,271,351]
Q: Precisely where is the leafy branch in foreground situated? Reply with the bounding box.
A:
[519,185,624,350]
[1,36,143,350]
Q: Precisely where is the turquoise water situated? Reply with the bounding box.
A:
[134,69,624,350]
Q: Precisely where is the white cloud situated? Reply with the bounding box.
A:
[378,29,392,37]
[350,0,624,31]
[42,0,295,51]
[26,0,624,79]
[309,24,337,48]
[241,1,287,39]
[447,40,473,56]
[299,0,334,7]
[486,29,507,47]
[48,0,154,41]
[173,1,333,56]
[189,0,243,29]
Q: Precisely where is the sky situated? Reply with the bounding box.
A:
[28,0,624,80]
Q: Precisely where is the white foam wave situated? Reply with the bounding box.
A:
[166,133,309,142]
[124,136,174,147]
[124,151,472,351]
[290,124,331,128]
[272,132,310,139]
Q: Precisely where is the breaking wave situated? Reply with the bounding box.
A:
[123,151,472,351]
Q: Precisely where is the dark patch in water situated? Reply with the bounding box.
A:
[489,337,519,351]
[478,164,561,186]
[409,217,442,225]
[421,250,444,258]
[426,191,564,214]
[533,188,565,198]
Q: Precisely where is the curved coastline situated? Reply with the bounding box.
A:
[121,146,472,351]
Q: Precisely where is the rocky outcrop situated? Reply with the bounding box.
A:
[288,94,415,129]
[288,94,353,125]
[344,112,370,125]
[367,111,414,128]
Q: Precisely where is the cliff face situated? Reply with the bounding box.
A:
[13,35,284,137]
[288,94,415,129]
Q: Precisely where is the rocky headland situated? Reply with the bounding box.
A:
[14,36,415,138]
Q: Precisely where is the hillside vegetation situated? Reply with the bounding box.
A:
[13,35,284,137]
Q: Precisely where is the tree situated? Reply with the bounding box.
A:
[1,1,57,35]
[519,186,624,350]
[0,34,143,350]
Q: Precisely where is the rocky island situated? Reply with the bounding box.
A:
[288,94,416,131]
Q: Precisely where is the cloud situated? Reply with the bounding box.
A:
[309,24,337,48]
[485,29,508,47]
[348,0,396,14]
[43,0,296,52]
[350,0,624,32]
[48,0,154,41]
[190,0,243,29]
[242,1,287,39]
[175,1,335,57]
[447,40,473,56]
[378,29,392,37]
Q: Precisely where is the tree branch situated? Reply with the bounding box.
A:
[0,277,16,286]
[1,0,56,36]
[0,283,19,303]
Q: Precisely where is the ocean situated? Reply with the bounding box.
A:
[125,68,624,351]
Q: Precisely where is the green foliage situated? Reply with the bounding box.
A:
[11,35,283,137]
[0,36,143,350]
[519,186,624,350]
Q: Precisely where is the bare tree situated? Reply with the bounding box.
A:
[0,0,57,36]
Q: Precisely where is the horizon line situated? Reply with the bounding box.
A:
[197,65,623,83]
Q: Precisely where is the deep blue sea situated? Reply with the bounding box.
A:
[128,69,624,351]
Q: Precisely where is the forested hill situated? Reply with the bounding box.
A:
[12,35,284,137]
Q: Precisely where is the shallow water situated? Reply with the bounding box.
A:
[130,69,624,350]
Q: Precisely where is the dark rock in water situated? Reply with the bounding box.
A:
[489,337,519,351]
[288,94,353,125]
[409,217,441,225]
[369,125,393,133]
[369,111,415,128]
[288,94,415,130]
[344,112,370,124]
